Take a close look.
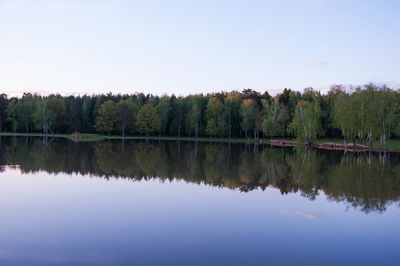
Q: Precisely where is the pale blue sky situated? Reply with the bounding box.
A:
[0,0,399,97]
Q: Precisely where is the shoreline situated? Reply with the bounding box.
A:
[0,132,398,152]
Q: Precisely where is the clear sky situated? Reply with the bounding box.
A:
[0,0,399,97]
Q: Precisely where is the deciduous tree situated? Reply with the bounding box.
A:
[116,99,138,137]
[136,104,160,137]
[95,100,117,134]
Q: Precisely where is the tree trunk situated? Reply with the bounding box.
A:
[369,132,373,148]
[228,118,231,139]
[383,134,386,149]
[299,107,307,139]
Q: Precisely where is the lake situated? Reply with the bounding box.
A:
[0,137,399,265]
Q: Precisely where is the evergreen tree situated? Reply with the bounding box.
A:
[156,96,171,136]
[6,98,18,133]
[223,92,242,138]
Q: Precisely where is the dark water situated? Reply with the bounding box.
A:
[0,137,399,265]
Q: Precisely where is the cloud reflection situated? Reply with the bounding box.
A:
[279,210,321,220]
[295,211,321,220]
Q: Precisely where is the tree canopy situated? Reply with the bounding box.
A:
[1,84,399,146]
[95,100,117,134]
[136,104,160,136]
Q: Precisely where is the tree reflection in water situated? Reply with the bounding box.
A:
[1,136,399,214]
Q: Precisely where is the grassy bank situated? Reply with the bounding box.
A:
[0,132,255,143]
[0,132,399,151]
[0,132,107,141]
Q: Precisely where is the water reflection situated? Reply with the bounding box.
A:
[1,136,399,214]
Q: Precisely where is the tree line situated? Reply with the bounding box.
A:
[1,83,400,146]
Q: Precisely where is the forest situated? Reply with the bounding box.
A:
[1,83,400,147]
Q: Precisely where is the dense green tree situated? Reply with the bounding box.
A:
[32,98,61,134]
[187,96,202,138]
[16,93,36,133]
[66,96,82,133]
[46,96,67,132]
[174,97,186,137]
[81,95,95,133]
[223,92,242,138]
[332,84,400,147]
[356,85,380,146]
[95,100,118,134]
[136,104,160,137]
[206,96,224,137]
[289,100,323,146]
[240,99,257,141]
[116,99,139,137]
[205,118,218,140]
[156,96,171,136]
[261,98,288,138]
[375,85,396,148]
[333,90,355,144]
[6,98,18,133]
[391,91,400,137]
[0,94,8,131]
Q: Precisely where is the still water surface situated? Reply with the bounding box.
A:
[0,137,399,265]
